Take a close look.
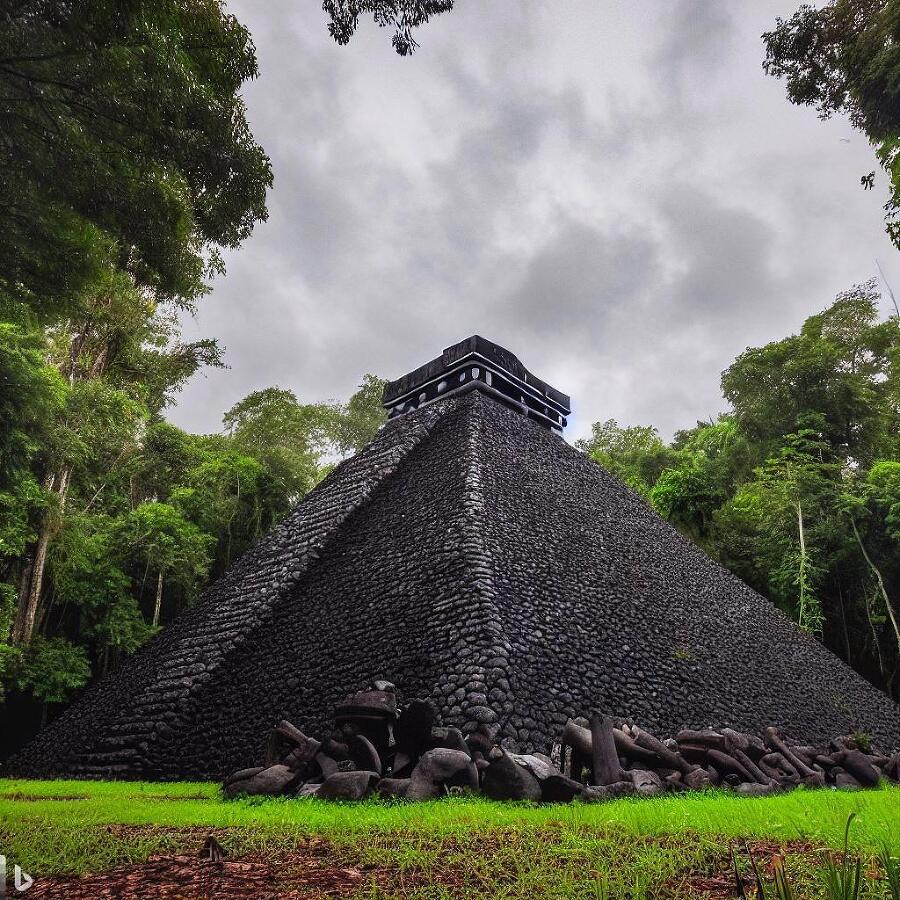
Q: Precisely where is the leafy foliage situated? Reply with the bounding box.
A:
[721,283,895,463]
[0,299,386,719]
[0,324,66,483]
[325,374,389,455]
[763,1,900,248]
[13,636,91,705]
[224,388,329,509]
[324,1,454,55]
[575,420,675,497]
[584,286,900,692]
[0,0,272,314]
[0,0,397,761]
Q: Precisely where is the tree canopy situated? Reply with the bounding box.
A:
[0,0,404,761]
[0,0,272,316]
[763,0,900,247]
[323,1,454,55]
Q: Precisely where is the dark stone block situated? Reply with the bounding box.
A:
[317,770,379,801]
[223,764,301,799]
[348,734,382,776]
[374,777,410,799]
[408,748,479,800]
[839,750,882,787]
[482,749,541,802]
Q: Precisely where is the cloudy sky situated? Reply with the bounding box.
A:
[172,0,900,443]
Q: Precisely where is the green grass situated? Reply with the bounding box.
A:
[1,780,898,897]
[2,779,897,844]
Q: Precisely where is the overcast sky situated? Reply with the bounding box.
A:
[171,0,900,443]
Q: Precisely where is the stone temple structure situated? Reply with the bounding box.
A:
[8,336,900,779]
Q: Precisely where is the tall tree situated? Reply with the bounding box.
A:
[9,265,222,646]
[842,461,900,682]
[575,419,675,498]
[111,503,212,628]
[324,374,388,455]
[579,286,899,693]
[718,420,842,633]
[224,388,329,509]
[763,0,900,248]
[0,0,272,315]
[721,282,896,466]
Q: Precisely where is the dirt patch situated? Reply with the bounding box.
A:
[669,839,822,899]
[28,839,390,899]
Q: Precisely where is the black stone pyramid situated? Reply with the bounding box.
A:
[8,337,900,779]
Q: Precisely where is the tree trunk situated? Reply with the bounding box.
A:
[11,312,118,644]
[850,515,900,651]
[152,569,164,627]
[836,580,851,663]
[796,502,812,630]
[12,466,70,644]
[12,555,33,637]
[864,583,886,682]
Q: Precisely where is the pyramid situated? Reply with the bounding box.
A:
[7,336,900,779]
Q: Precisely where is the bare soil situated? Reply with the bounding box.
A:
[28,837,390,899]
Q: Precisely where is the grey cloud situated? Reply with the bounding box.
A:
[657,185,783,322]
[652,0,736,100]
[498,218,660,341]
[170,0,900,445]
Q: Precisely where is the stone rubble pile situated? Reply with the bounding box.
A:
[223,682,900,802]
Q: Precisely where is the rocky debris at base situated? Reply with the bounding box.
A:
[223,682,900,803]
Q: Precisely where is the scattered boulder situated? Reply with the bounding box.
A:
[348,734,382,776]
[683,767,714,791]
[839,750,882,787]
[317,770,379,801]
[334,688,398,757]
[220,680,899,804]
[511,753,582,801]
[581,780,635,802]
[223,764,301,799]
[539,773,584,802]
[630,768,664,797]
[393,699,435,775]
[734,782,777,797]
[374,777,411,799]
[408,748,479,800]
[664,772,685,792]
[428,727,471,755]
[482,748,542,802]
[509,753,557,781]
[266,721,320,769]
[313,752,340,779]
[223,765,265,787]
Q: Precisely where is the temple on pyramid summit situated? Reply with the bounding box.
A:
[8,336,900,779]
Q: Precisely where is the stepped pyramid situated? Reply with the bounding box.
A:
[8,336,900,779]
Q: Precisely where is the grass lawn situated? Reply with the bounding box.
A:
[1,779,899,897]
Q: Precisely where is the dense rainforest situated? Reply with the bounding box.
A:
[2,0,900,756]
[2,282,897,757]
[577,283,900,700]
[0,269,388,752]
